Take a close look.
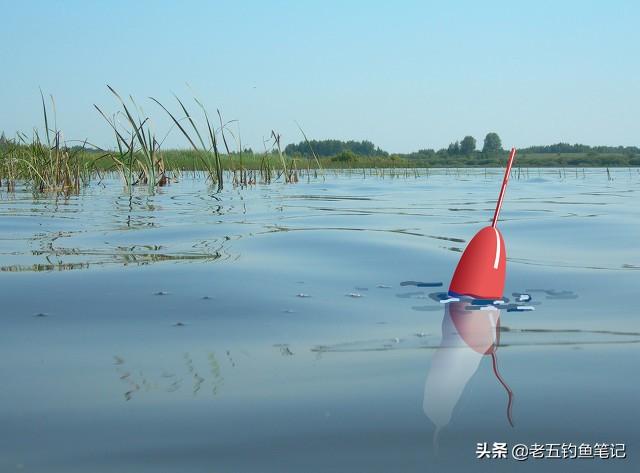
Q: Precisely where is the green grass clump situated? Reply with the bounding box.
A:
[95,86,170,192]
[0,91,93,193]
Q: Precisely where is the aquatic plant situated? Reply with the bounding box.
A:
[150,94,224,190]
[0,91,93,193]
[95,86,168,191]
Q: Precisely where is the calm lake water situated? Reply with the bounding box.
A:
[1,168,638,472]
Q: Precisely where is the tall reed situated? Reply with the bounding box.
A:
[95,86,168,192]
[2,91,92,193]
[150,95,223,190]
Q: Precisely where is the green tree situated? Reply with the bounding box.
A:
[460,136,476,155]
[447,141,460,155]
[284,139,386,157]
[482,132,502,154]
[331,150,358,162]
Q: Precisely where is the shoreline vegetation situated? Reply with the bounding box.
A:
[1,89,638,193]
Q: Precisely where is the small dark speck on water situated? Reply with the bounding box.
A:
[154,291,170,296]
[173,322,186,327]
[34,312,49,317]
[201,296,214,300]
[283,309,295,313]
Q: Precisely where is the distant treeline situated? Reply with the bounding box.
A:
[282,133,639,166]
[284,135,639,158]
[284,139,388,157]
[2,131,639,170]
[519,143,640,154]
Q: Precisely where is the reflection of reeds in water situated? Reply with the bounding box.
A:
[0,246,228,273]
[114,351,228,401]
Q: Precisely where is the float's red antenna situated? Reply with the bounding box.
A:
[491,147,517,228]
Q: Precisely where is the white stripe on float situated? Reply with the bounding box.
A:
[493,228,501,269]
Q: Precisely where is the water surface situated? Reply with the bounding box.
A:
[1,168,638,472]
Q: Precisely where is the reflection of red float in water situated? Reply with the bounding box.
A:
[449,148,516,299]
[423,302,514,451]
[448,302,514,427]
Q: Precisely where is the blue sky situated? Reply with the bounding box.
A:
[0,0,637,152]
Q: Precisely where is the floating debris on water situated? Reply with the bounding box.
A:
[400,281,444,287]
[470,298,510,305]
[346,292,363,298]
[34,312,49,317]
[425,290,537,311]
[376,284,392,289]
[429,291,462,303]
[201,295,214,300]
[296,293,311,298]
[154,291,170,296]
[173,322,187,327]
[508,305,535,312]
[513,292,532,302]
[283,309,295,314]
[415,332,428,338]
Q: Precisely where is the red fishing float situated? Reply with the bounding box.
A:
[448,148,517,299]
